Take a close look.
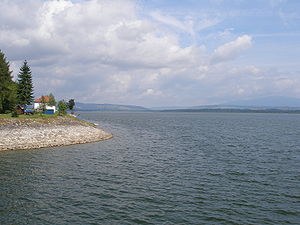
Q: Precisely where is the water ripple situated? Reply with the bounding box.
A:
[1,112,300,224]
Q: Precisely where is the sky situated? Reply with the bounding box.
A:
[0,0,300,107]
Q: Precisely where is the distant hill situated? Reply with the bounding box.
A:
[75,102,149,111]
[181,96,300,110]
[75,96,300,112]
[223,96,300,108]
[150,106,190,110]
[161,108,300,113]
[153,96,300,113]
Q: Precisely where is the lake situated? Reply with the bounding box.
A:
[1,112,299,224]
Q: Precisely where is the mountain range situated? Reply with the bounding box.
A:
[223,96,300,108]
[75,102,148,111]
[157,96,300,110]
[75,96,300,111]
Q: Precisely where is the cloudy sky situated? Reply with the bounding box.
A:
[1,0,300,107]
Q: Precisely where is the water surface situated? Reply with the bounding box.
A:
[1,112,300,224]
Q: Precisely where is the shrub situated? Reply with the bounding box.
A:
[11,108,19,117]
[58,100,67,115]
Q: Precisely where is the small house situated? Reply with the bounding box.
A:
[34,96,56,114]
[16,105,25,115]
[24,105,34,115]
[16,104,34,115]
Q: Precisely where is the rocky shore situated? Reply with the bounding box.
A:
[0,116,112,151]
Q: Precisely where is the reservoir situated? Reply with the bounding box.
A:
[1,112,299,224]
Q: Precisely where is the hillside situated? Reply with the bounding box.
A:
[75,103,149,111]
[223,96,300,108]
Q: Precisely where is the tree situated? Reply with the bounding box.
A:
[48,93,56,106]
[17,60,34,105]
[11,107,19,117]
[68,99,75,113]
[39,95,47,113]
[58,100,67,115]
[0,50,17,113]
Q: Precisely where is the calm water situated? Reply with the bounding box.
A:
[1,112,300,224]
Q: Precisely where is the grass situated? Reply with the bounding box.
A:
[64,114,96,127]
[0,114,12,119]
[0,113,96,127]
[0,113,58,119]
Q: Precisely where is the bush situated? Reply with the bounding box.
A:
[58,100,67,115]
[11,108,19,117]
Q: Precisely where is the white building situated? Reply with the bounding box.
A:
[34,96,56,113]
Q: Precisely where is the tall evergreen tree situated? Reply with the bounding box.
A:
[0,50,16,113]
[17,60,34,105]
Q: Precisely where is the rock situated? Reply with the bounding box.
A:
[0,117,112,151]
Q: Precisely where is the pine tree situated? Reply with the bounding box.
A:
[0,50,16,113]
[17,60,34,105]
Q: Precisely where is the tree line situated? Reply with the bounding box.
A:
[0,50,34,113]
[0,49,74,115]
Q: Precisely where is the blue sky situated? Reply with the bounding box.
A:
[142,0,300,64]
[0,0,299,106]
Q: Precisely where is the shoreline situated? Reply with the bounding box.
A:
[0,116,113,151]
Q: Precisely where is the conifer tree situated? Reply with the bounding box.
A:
[0,50,16,113]
[17,60,34,105]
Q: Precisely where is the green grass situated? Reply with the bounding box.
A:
[0,113,96,127]
[0,113,58,119]
[65,114,96,127]
[0,114,11,119]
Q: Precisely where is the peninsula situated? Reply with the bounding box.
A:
[0,116,112,151]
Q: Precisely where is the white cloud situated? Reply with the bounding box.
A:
[150,11,195,35]
[211,35,252,64]
[273,77,298,90]
[1,0,298,107]
[150,10,220,42]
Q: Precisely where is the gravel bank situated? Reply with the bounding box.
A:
[0,117,112,151]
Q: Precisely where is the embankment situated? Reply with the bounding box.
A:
[0,116,112,151]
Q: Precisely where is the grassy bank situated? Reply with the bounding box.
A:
[0,113,96,127]
[0,113,57,119]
